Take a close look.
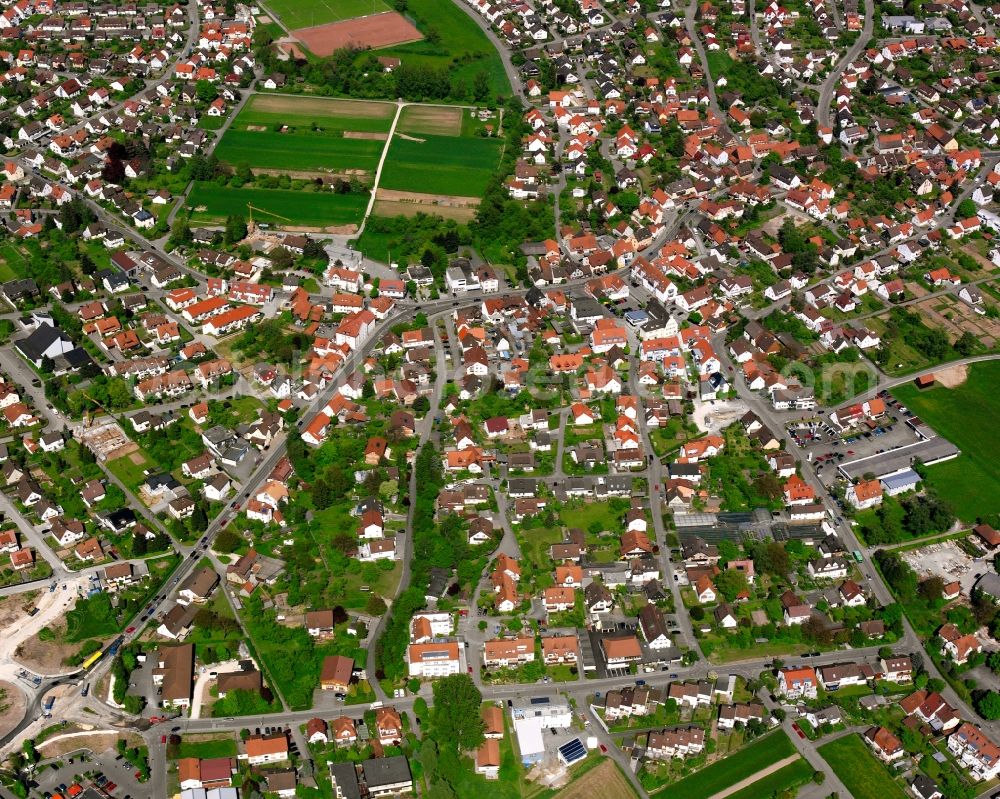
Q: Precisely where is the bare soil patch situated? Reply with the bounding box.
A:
[250,94,395,120]
[372,200,476,222]
[935,363,969,388]
[376,188,480,207]
[246,124,267,132]
[14,621,79,675]
[251,167,369,181]
[39,731,141,757]
[282,223,358,234]
[293,12,422,55]
[0,591,39,628]
[343,131,389,141]
[0,681,26,741]
[276,39,307,60]
[396,133,426,143]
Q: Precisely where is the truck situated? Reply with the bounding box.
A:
[43,697,55,716]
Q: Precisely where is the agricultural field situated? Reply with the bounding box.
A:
[651,731,797,799]
[186,184,368,231]
[378,106,503,212]
[819,734,908,799]
[551,758,639,799]
[262,0,390,30]
[215,95,394,177]
[892,361,1000,522]
[380,131,503,198]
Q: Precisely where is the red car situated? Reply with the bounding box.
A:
[467,666,473,674]
[160,735,166,744]
[599,744,608,753]
[792,724,805,739]
[125,626,136,634]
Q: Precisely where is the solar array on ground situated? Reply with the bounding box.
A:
[558,738,587,765]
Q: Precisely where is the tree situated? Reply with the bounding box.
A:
[957,199,977,219]
[713,569,749,602]
[473,70,490,101]
[311,478,333,510]
[366,594,387,616]
[132,533,147,556]
[976,691,1000,720]
[954,331,980,357]
[196,79,218,103]
[917,576,945,602]
[225,214,248,245]
[430,675,485,753]
[752,541,790,577]
[214,527,242,553]
[191,503,208,532]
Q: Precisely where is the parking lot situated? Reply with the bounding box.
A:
[794,406,922,487]
[32,749,146,799]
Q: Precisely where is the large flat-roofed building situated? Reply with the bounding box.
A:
[512,696,573,765]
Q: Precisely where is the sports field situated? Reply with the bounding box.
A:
[892,361,1000,522]
[380,132,503,198]
[216,96,394,176]
[651,731,797,799]
[187,183,367,230]
[263,0,390,30]
[818,734,908,799]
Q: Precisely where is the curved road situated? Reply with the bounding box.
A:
[816,0,874,129]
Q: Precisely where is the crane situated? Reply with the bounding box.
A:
[81,389,112,429]
[247,202,291,230]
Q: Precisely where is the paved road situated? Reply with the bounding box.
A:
[816,0,874,129]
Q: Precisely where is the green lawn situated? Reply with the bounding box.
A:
[262,0,390,29]
[380,134,503,197]
[186,183,368,228]
[818,734,908,799]
[376,0,511,96]
[174,736,238,760]
[106,450,151,493]
[65,593,119,642]
[653,731,797,799]
[559,502,624,534]
[892,362,1000,521]
[0,242,27,281]
[724,758,813,799]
